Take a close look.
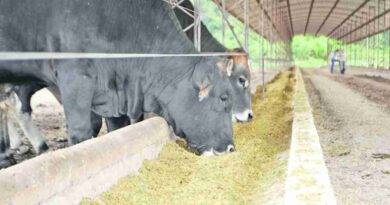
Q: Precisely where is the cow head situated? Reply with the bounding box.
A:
[162,57,235,156]
[227,48,253,123]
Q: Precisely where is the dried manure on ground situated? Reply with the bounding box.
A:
[82,69,296,205]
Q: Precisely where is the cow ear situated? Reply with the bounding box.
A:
[217,59,234,77]
[193,60,213,102]
[226,59,234,76]
[231,48,249,72]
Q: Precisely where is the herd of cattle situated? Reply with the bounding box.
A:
[0,0,254,168]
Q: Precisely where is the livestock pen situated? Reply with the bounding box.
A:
[0,0,389,204]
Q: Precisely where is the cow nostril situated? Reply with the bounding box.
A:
[227,144,235,152]
[248,113,253,120]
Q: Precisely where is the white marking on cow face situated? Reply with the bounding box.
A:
[201,144,235,156]
[238,75,249,89]
[198,82,212,102]
[232,109,253,123]
[201,149,216,156]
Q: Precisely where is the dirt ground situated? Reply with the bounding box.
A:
[302,68,390,205]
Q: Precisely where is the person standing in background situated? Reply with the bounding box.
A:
[330,49,339,73]
[339,49,346,74]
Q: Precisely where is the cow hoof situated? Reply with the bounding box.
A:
[38,142,49,153]
[69,136,90,145]
[0,156,16,169]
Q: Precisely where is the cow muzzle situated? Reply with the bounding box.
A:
[201,144,235,156]
[232,109,253,123]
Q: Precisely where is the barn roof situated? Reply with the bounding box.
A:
[212,0,390,42]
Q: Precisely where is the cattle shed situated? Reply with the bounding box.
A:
[184,0,390,70]
[0,0,388,69]
[0,0,390,205]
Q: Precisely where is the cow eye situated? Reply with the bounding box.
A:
[239,77,246,86]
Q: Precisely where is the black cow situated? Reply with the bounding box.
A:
[174,0,253,122]
[101,0,253,131]
[0,0,235,156]
[1,0,253,158]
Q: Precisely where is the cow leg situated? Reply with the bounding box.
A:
[7,119,21,149]
[0,107,10,154]
[58,73,95,145]
[10,86,49,153]
[91,112,102,137]
[42,87,106,139]
[0,107,15,168]
[105,116,130,132]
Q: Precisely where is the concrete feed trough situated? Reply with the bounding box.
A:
[284,69,336,204]
[0,117,170,205]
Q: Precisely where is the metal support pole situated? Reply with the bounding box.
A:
[350,24,352,67]
[376,0,380,68]
[373,6,378,69]
[271,0,275,69]
[326,38,329,64]
[276,0,279,69]
[386,0,390,70]
[221,0,226,46]
[260,0,265,97]
[266,0,270,70]
[380,0,385,68]
[215,3,244,49]
[347,23,352,66]
[263,0,271,68]
[358,13,364,67]
[244,0,249,52]
[193,0,201,52]
[369,6,374,68]
[354,20,357,66]
[365,11,369,67]
[344,24,351,66]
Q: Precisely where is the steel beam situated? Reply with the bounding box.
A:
[304,0,315,35]
[286,0,294,36]
[315,0,341,36]
[214,3,244,48]
[226,0,244,12]
[327,0,371,37]
[193,0,201,52]
[380,0,385,68]
[259,0,265,97]
[338,8,390,40]
[244,0,249,51]
[221,0,226,45]
[255,0,283,40]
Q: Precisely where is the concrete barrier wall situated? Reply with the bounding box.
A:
[284,69,336,204]
[0,117,171,205]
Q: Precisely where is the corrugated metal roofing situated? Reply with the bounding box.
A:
[212,0,390,42]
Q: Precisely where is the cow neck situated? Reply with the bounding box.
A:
[147,56,201,94]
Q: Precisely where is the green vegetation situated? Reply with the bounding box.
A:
[338,33,390,69]
[291,35,328,68]
[291,33,390,69]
